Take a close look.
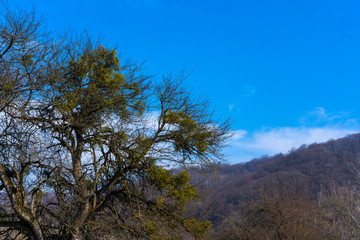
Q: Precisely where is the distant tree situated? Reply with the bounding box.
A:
[319,186,360,240]
[0,5,230,240]
[208,184,337,240]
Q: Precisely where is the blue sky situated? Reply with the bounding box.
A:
[7,0,360,163]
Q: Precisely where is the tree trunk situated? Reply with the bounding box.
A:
[70,135,89,240]
[0,163,44,240]
[0,221,41,240]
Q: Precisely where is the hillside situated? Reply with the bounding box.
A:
[200,133,360,225]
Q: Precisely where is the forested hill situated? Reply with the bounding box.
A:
[201,133,360,224]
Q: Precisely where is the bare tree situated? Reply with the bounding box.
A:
[208,182,337,240]
[0,4,230,240]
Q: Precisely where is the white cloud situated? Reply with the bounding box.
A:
[241,127,357,153]
[230,129,247,140]
[226,126,359,163]
[225,107,360,163]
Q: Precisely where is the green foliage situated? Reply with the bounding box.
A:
[148,167,198,203]
[165,110,213,154]
[55,46,144,129]
[148,166,173,189]
[144,220,158,236]
[167,171,198,206]
[184,218,212,239]
[165,110,197,131]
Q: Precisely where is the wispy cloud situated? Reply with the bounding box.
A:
[348,32,360,38]
[228,104,235,113]
[299,107,355,127]
[231,129,247,140]
[242,84,256,98]
[228,84,255,113]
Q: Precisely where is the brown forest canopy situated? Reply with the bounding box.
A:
[201,133,360,234]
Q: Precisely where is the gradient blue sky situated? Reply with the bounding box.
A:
[7,0,360,163]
